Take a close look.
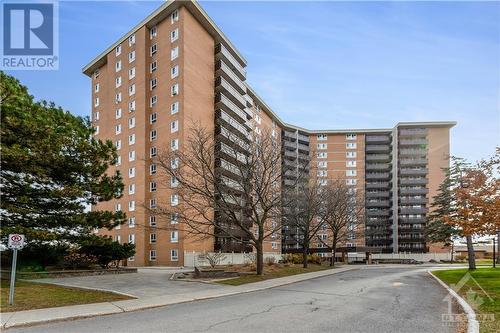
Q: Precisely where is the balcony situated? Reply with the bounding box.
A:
[399,197,427,204]
[215,93,248,124]
[399,138,427,146]
[366,209,390,217]
[366,154,391,162]
[399,187,428,195]
[400,177,428,185]
[298,133,309,143]
[284,150,297,159]
[366,200,390,208]
[398,216,426,223]
[283,140,296,150]
[366,172,391,180]
[215,60,246,94]
[366,182,390,189]
[215,44,246,80]
[399,207,428,214]
[399,149,427,157]
[366,145,390,153]
[215,77,246,109]
[284,130,297,139]
[399,168,428,176]
[216,110,249,139]
[366,163,390,171]
[399,128,427,137]
[399,158,427,166]
[298,143,309,152]
[366,135,391,143]
[366,191,390,198]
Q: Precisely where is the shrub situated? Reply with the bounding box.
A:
[265,256,276,266]
[79,236,135,268]
[64,249,97,269]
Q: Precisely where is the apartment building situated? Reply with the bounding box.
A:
[83,0,454,266]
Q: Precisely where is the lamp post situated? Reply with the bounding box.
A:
[493,236,496,269]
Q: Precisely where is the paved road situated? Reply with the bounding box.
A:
[10,267,458,333]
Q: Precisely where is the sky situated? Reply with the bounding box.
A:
[6,0,500,163]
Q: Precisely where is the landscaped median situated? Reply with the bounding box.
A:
[218,264,336,286]
[0,279,133,313]
[432,268,499,333]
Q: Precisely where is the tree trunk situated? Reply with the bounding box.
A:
[466,235,476,270]
[497,230,500,265]
[450,242,454,265]
[256,243,264,275]
[302,246,308,268]
[330,238,337,267]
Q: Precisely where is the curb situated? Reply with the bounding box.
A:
[427,270,480,333]
[2,266,356,330]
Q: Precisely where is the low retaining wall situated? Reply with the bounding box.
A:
[372,252,451,262]
[1,267,137,279]
[184,251,283,267]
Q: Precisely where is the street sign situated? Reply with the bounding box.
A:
[8,234,25,250]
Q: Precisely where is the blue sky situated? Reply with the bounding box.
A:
[6,1,499,163]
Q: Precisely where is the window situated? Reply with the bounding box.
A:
[128,167,136,178]
[171,139,179,151]
[150,78,157,90]
[171,213,178,224]
[150,61,157,73]
[128,34,135,46]
[150,26,157,39]
[114,235,121,243]
[346,151,357,158]
[150,164,157,175]
[129,67,135,79]
[116,155,121,166]
[171,157,179,169]
[115,108,122,119]
[317,152,327,159]
[115,45,122,56]
[171,120,179,133]
[171,102,179,114]
[149,250,157,261]
[171,176,179,188]
[271,242,278,250]
[150,147,157,158]
[318,179,328,186]
[317,161,327,168]
[346,179,357,186]
[317,143,327,150]
[128,150,136,162]
[317,134,327,141]
[347,160,356,167]
[93,112,99,121]
[171,46,179,60]
[149,216,157,227]
[95,83,99,93]
[128,184,135,195]
[346,134,357,140]
[128,234,135,244]
[115,140,121,150]
[171,249,178,261]
[346,142,357,149]
[170,28,179,42]
[128,117,135,129]
[114,203,121,212]
[150,43,157,56]
[170,231,178,243]
[94,126,99,135]
[149,198,157,209]
[128,134,136,145]
[171,65,179,78]
[171,9,179,23]
[150,112,157,124]
[115,92,122,103]
[129,84,135,96]
[171,84,179,96]
[128,200,135,211]
[170,194,179,206]
[128,217,135,228]
[150,130,157,141]
[150,95,157,107]
[346,170,357,177]
[128,50,135,63]
[115,60,122,72]
[150,233,157,244]
[94,97,99,107]
[115,124,122,135]
[150,181,157,192]
[318,170,327,177]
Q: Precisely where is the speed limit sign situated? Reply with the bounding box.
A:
[8,234,25,250]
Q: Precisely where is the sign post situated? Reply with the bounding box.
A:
[8,234,25,306]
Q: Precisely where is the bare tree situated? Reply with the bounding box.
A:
[198,252,227,268]
[282,164,326,268]
[317,178,365,266]
[152,124,285,275]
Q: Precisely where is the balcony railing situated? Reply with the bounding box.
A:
[366,172,391,180]
[399,207,428,214]
[399,138,427,146]
[399,187,428,195]
[366,154,391,161]
[366,163,390,170]
[400,178,428,185]
[366,182,390,189]
[216,93,248,124]
[215,60,246,94]
[399,197,427,204]
[366,200,391,208]
[399,158,427,166]
[399,168,428,176]
[215,44,246,80]
[366,191,390,198]
[399,149,427,157]
[366,145,390,152]
[399,128,427,137]
[366,135,391,143]
[215,77,246,109]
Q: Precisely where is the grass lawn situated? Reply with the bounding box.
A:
[0,279,132,313]
[218,264,335,286]
[433,268,500,333]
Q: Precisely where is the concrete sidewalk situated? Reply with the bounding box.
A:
[1,266,357,329]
